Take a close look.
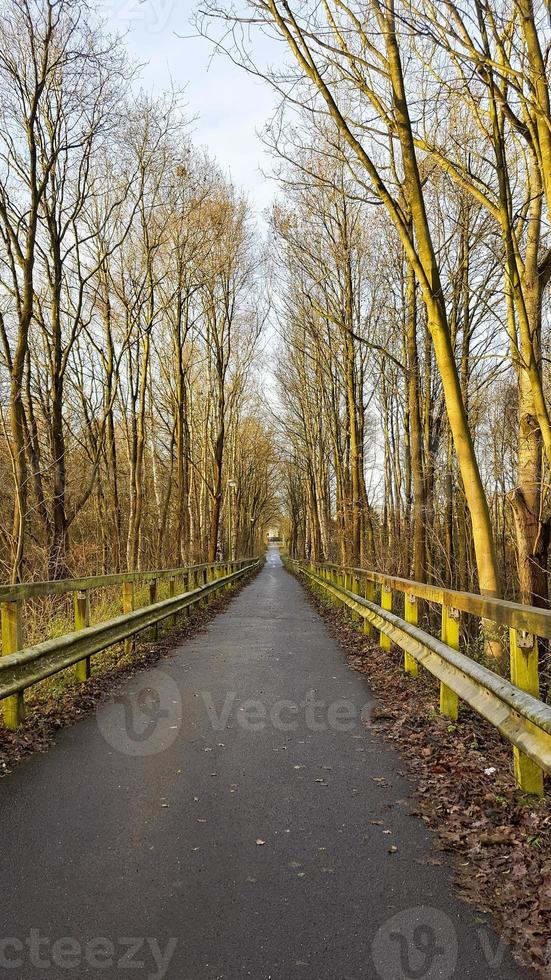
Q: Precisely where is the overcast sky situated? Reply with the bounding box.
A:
[103,0,281,219]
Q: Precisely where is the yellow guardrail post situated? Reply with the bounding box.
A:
[441,606,460,720]
[1,599,24,729]
[74,590,91,681]
[344,571,352,616]
[364,577,375,637]
[332,567,339,603]
[510,628,544,795]
[122,581,135,656]
[339,569,347,609]
[181,573,189,618]
[169,576,178,625]
[150,579,159,638]
[351,573,361,622]
[404,594,419,677]
[380,587,392,650]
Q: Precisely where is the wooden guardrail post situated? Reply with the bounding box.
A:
[351,573,361,622]
[441,606,460,720]
[181,574,189,618]
[169,576,178,625]
[339,569,347,609]
[344,570,351,610]
[509,628,544,795]
[74,590,91,681]
[380,587,392,651]
[404,594,419,677]
[364,577,375,637]
[149,579,159,637]
[1,599,24,729]
[122,581,135,656]
[332,567,339,603]
[197,567,204,605]
[318,564,325,600]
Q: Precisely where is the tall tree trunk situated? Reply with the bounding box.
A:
[406,263,426,581]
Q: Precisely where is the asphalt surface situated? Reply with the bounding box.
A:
[0,546,535,980]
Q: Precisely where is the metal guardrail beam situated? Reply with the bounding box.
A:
[0,559,259,730]
[286,558,551,796]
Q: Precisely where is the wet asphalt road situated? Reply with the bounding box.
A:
[0,546,535,979]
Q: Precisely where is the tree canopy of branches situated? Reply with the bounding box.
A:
[0,0,277,581]
[6,0,551,646]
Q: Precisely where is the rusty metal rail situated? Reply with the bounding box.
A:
[285,558,551,797]
[0,559,258,730]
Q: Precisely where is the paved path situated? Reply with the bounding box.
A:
[0,547,533,979]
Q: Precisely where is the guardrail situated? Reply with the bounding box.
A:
[284,558,551,797]
[1,558,259,731]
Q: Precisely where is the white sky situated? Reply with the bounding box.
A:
[102,0,281,219]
